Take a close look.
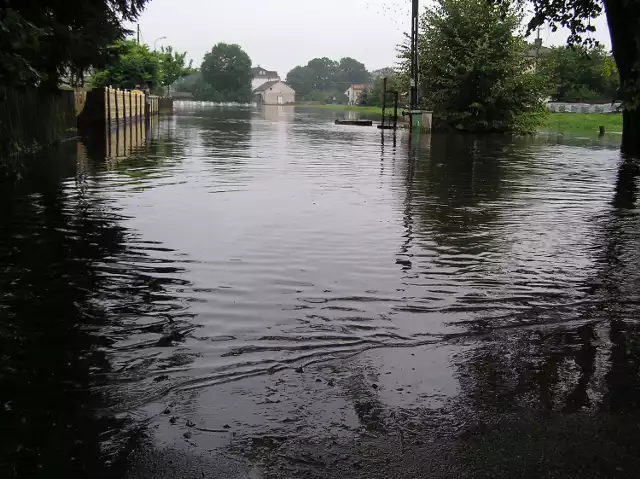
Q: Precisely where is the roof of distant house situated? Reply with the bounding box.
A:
[252,66,279,77]
[525,45,552,58]
[350,84,367,90]
[254,80,283,92]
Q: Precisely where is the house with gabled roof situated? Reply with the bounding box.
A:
[253,80,295,105]
[252,66,281,92]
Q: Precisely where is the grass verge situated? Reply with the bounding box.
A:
[296,104,382,115]
[539,112,622,134]
[300,105,623,135]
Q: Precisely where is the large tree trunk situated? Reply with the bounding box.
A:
[603,0,640,157]
[622,108,640,155]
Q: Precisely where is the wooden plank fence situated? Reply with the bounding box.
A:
[78,87,160,131]
[1,84,167,161]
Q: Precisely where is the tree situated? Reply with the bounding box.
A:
[91,40,163,90]
[285,56,371,101]
[90,41,192,93]
[415,0,547,133]
[539,44,620,102]
[0,9,44,86]
[1,0,150,89]
[337,57,371,85]
[359,73,406,107]
[159,46,193,92]
[200,43,252,102]
[493,0,640,155]
[307,57,339,91]
[286,65,316,98]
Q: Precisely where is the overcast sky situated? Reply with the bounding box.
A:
[132,0,612,78]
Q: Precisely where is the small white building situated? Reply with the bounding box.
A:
[251,66,280,92]
[345,84,366,105]
[253,81,295,105]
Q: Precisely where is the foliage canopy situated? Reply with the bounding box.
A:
[417,0,547,133]
[199,43,253,103]
[286,57,371,103]
[1,0,150,88]
[91,40,192,92]
[493,0,640,153]
[539,44,619,102]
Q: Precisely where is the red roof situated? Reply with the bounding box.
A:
[351,84,366,90]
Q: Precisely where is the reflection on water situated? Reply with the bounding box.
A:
[2,106,640,477]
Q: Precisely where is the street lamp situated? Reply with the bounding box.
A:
[153,36,167,51]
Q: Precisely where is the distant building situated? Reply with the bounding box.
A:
[253,80,295,105]
[525,40,552,72]
[345,84,366,105]
[252,66,280,92]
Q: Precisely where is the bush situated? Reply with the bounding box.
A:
[414,0,547,133]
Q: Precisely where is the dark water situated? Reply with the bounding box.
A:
[2,105,640,478]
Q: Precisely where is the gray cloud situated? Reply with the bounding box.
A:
[132,0,612,77]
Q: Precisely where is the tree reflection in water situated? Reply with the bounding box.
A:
[0,137,196,478]
[454,153,640,478]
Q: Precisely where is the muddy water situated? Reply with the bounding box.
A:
[2,106,640,478]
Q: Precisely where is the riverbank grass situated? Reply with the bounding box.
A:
[300,105,623,134]
[540,112,622,134]
[296,104,381,115]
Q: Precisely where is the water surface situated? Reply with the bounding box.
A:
[2,105,640,478]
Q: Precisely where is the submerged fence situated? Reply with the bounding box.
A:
[0,87,77,158]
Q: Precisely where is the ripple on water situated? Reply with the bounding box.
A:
[0,109,628,411]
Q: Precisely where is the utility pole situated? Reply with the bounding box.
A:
[410,0,419,111]
[137,24,140,44]
[409,0,420,131]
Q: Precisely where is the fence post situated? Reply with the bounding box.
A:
[124,90,128,154]
[114,88,119,124]
[124,89,128,128]
[106,87,112,131]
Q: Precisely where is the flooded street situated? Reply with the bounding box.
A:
[2,105,640,478]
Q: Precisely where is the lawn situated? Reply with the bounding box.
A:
[300,105,623,135]
[296,104,382,115]
[540,112,622,134]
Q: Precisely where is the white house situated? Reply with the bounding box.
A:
[345,84,366,105]
[253,80,295,105]
[252,66,280,92]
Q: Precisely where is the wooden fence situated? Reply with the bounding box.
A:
[76,113,160,167]
[104,87,158,123]
[0,86,77,159]
[78,87,160,131]
[1,85,167,161]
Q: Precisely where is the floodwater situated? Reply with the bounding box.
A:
[2,105,640,478]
